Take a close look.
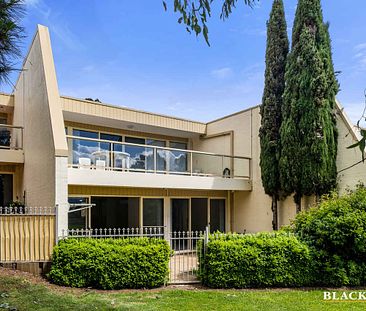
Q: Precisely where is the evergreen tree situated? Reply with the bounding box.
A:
[0,0,25,85]
[279,0,339,213]
[260,0,288,230]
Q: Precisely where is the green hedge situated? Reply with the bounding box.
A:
[294,188,366,262]
[292,187,366,286]
[48,238,171,289]
[199,188,366,288]
[200,232,313,288]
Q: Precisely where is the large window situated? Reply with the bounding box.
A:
[0,174,13,206]
[71,129,190,174]
[0,117,10,148]
[191,198,208,232]
[72,129,98,165]
[169,142,188,173]
[68,197,90,230]
[143,198,164,227]
[171,198,225,233]
[99,133,122,167]
[91,197,139,229]
[171,199,189,232]
[210,199,226,232]
[125,137,146,170]
[100,133,122,152]
[146,139,166,171]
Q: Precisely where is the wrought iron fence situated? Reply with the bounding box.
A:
[62,226,165,239]
[0,206,56,215]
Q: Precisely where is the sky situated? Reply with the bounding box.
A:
[4,0,366,124]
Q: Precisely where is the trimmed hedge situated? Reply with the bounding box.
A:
[48,238,171,289]
[200,232,313,288]
[200,188,366,288]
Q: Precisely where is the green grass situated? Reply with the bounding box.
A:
[1,273,366,311]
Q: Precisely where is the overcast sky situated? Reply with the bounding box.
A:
[5,0,366,124]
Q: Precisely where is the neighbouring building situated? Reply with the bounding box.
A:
[0,25,364,239]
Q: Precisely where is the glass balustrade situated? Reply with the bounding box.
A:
[67,135,251,179]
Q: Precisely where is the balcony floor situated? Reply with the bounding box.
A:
[0,149,24,163]
[68,167,252,191]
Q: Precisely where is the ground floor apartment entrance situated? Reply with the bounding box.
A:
[68,196,227,233]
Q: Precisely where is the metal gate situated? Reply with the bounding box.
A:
[62,226,208,284]
[168,230,206,284]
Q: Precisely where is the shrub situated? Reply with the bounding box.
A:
[293,189,366,262]
[200,232,314,288]
[48,238,171,289]
[292,187,366,286]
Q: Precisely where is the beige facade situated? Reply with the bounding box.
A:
[1,24,365,237]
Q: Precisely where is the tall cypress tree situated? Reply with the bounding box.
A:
[279,0,339,213]
[260,0,288,230]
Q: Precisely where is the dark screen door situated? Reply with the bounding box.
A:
[171,199,189,232]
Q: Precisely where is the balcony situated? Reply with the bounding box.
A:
[0,125,24,163]
[66,135,252,191]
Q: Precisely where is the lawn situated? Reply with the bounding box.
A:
[0,269,365,311]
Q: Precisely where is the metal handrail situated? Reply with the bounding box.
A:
[0,124,24,150]
[0,124,23,129]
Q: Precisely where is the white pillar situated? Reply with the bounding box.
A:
[55,156,68,241]
[164,196,170,241]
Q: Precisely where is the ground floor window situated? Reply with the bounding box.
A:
[191,198,208,232]
[210,199,226,232]
[143,198,164,228]
[171,198,226,233]
[0,174,13,206]
[67,196,226,232]
[171,199,189,232]
[91,197,139,229]
[68,197,90,230]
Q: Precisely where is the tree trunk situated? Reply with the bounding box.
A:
[294,193,302,214]
[271,194,278,230]
[315,194,321,205]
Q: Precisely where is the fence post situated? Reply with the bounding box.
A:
[55,204,59,243]
[204,225,209,252]
[164,226,169,244]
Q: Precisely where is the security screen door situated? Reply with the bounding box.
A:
[171,199,189,232]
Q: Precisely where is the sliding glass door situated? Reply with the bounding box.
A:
[72,129,99,165]
[210,199,226,233]
[191,198,208,232]
[125,137,146,170]
[169,142,188,173]
[171,199,189,232]
[171,198,225,233]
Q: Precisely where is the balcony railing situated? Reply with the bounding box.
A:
[66,135,251,179]
[0,124,23,150]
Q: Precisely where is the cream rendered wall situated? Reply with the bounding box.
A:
[194,107,273,232]
[203,102,364,232]
[12,25,68,237]
[336,104,366,193]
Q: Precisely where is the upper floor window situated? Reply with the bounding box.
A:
[169,142,188,172]
[100,133,122,152]
[72,129,98,165]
